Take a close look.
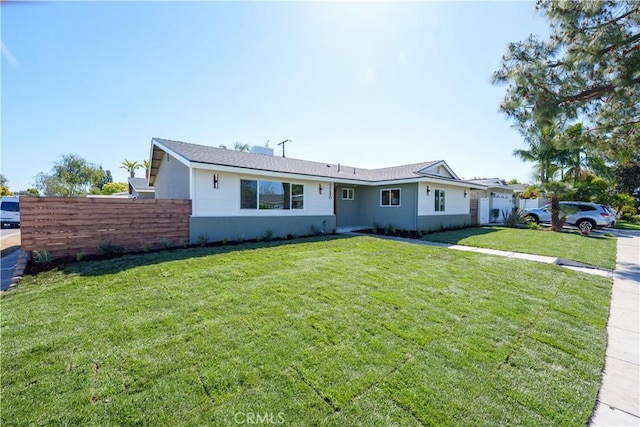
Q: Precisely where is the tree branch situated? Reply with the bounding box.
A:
[559,77,640,104]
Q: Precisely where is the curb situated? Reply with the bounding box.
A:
[6,250,30,291]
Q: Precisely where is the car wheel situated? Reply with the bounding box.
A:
[577,219,596,232]
[528,214,539,224]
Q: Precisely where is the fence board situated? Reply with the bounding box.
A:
[20,197,192,258]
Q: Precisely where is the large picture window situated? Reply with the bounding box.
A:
[435,189,445,211]
[381,189,400,207]
[240,179,304,210]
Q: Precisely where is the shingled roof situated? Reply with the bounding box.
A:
[151,138,461,183]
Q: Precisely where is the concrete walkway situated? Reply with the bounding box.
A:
[357,232,613,277]
[590,229,640,426]
[356,231,639,424]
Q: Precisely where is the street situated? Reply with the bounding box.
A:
[1,228,21,291]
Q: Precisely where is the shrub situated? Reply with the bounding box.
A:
[196,233,208,246]
[255,235,262,242]
[631,214,640,224]
[528,221,540,230]
[181,240,188,249]
[264,229,274,242]
[33,250,51,264]
[222,238,228,245]
[76,251,84,262]
[236,235,244,244]
[143,242,151,252]
[309,224,320,236]
[99,241,124,255]
[417,229,424,237]
[160,237,171,249]
[621,205,638,221]
[502,208,529,228]
[372,223,380,233]
[386,223,396,234]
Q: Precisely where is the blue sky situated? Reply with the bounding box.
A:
[1,1,549,191]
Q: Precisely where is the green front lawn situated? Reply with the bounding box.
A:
[614,220,640,230]
[2,236,611,425]
[422,226,617,270]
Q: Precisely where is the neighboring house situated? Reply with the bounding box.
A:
[469,178,516,224]
[128,177,155,199]
[148,138,486,243]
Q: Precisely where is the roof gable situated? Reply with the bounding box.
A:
[417,161,459,180]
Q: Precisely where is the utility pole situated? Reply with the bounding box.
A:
[277,139,291,158]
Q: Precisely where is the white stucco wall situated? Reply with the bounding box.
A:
[192,169,333,217]
[417,182,470,216]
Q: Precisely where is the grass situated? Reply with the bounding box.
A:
[421,226,617,270]
[614,220,640,230]
[1,236,611,425]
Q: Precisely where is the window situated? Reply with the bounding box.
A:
[292,184,304,209]
[241,180,257,209]
[241,179,303,210]
[0,201,19,212]
[381,189,400,207]
[342,188,354,200]
[435,189,445,211]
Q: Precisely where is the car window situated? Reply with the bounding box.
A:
[1,202,19,212]
[579,205,596,211]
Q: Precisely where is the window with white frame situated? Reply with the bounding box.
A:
[434,189,445,211]
[240,180,304,210]
[342,188,354,200]
[380,189,400,207]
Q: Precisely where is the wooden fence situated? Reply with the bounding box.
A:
[20,197,192,258]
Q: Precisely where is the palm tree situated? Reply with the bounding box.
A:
[142,160,150,178]
[120,160,141,178]
[513,125,562,184]
[232,142,251,152]
[219,142,251,152]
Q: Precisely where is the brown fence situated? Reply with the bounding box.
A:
[20,197,192,258]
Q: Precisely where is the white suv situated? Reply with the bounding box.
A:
[0,196,20,228]
[524,201,611,232]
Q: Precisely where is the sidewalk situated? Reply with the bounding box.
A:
[590,229,640,426]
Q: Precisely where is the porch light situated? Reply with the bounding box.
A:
[426,185,431,195]
[464,190,468,198]
[319,184,323,195]
[213,174,219,189]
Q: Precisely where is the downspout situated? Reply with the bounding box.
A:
[414,183,418,231]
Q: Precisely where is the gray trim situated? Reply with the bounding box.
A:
[190,215,336,243]
[417,214,471,231]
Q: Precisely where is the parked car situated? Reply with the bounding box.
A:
[524,201,611,232]
[600,205,617,227]
[0,196,20,228]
